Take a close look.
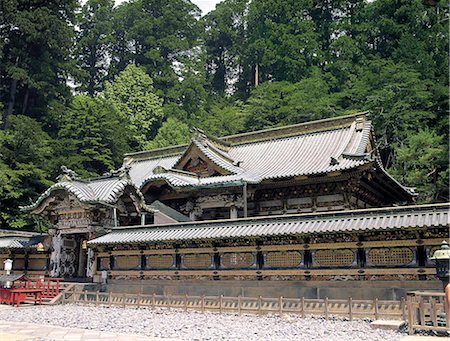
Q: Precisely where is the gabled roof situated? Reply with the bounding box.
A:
[173,134,244,175]
[127,113,409,192]
[88,203,449,245]
[21,176,142,212]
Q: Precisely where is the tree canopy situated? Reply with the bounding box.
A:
[0,0,448,230]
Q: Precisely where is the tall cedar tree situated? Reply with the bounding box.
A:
[0,0,77,127]
[76,0,115,96]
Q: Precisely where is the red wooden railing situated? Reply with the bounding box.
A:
[18,278,62,298]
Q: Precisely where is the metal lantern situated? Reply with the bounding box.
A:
[36,242,45,252]
[430,241,450,291]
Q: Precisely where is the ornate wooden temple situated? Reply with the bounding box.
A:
[9,113,448,288]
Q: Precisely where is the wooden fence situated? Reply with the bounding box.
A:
[407,291,449,335]
[60,289,407,321]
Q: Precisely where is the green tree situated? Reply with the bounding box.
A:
[145,117,190,150]
[0,0,77,126]
[103,64,164,149]
[391,130,448,202]
[344,59,436,166]
[53,95,128,178]
[76,0,115,96]
[109,0,202,98]
[0,115,52,229]
[203,0,248,95]
[164,49,209,125]
[244,0,321,85]
[244,69,340,131]
[199,100,247,136]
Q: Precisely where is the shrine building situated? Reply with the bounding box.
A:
[1,113,448,297]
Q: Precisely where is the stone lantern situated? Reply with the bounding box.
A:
[430,241,450,291]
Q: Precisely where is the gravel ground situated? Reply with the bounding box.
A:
[0,304,405,341]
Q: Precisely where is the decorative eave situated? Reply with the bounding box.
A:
[172,137,243,176]
[88,203,450,246]
[21,176,146,213]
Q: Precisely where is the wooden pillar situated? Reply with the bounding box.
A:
[230,206,238,220]
[243,182,248,218]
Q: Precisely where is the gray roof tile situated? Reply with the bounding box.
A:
[88,203,449,245]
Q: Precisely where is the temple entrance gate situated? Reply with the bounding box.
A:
[59,233,88,279]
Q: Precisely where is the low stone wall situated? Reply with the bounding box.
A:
[105,279,442,301]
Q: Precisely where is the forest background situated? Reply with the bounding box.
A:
[0,0,448,230]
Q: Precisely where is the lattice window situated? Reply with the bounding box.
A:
[146,255,174,269]
[221,253,254,268]
[182,254,213,269]
[264,251,302,268]
[314,249,354,266]
[28,257,47,270]
[368,247,414,265]
[114,255,141,270]
[98,257,110,270]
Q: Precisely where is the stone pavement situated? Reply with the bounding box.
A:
[400,337,449,340]
[0,320,180,341]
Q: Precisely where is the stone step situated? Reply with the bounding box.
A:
[370,320,406,331]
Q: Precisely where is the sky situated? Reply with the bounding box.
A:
[114,0,224,15]
[191,0,223,14]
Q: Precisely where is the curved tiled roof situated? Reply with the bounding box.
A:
[0,235,46,249]
[128,113,377,188]
[88,203,449,245]
[25,113,414,211]
[22,177,135,211]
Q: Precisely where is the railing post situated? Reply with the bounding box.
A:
[108,291,112,307]
[446,293,450,333]
[167,294,171,310]
[301,297,305,318]
[257,296,261,315]
[152,293,156,308]
[184,294,188,311]
[374,298,379,320]
[55,279,60,297]
[219,294,223,314]
[407,296,414,335]
[348,297,353,322]
[419,297,425,326]
[95,290,99,306]
[137,293,141,308]
[430,298,437,327]
[84,290,88,304]
[401,297,406,321]
[279,296,283,315]
[201,295,205,313]
[123,293,126,308]
[324,297,329,320]
[238,295,241,316]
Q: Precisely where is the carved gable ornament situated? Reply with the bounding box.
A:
[172,132,242,178]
